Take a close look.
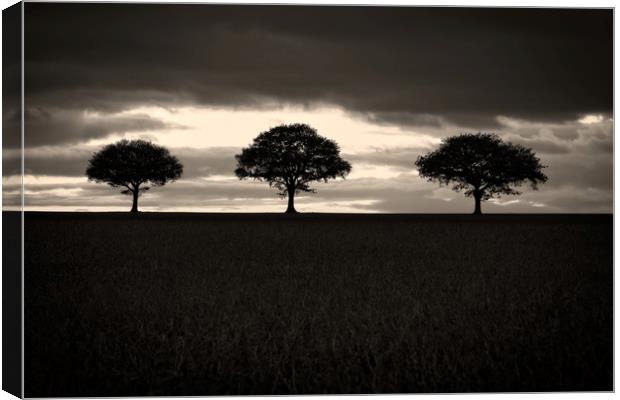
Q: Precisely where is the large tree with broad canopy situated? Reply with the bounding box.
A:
[415,133,547,215]
[235,123,351,213]
[86,139,183,213]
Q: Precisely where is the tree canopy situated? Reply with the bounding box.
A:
[235,123,351,213]
[415,133,548,214]
[86,139,183,213]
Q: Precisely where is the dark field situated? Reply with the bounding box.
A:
[24,212,613,396]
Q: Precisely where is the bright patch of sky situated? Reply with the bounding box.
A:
[578,114,605,125]
[83,105,440,153]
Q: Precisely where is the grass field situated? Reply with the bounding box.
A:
[24,212,613,396]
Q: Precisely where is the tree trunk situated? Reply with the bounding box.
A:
[285,187,297,213]
[130,189,139,213]
[473,191,482,215]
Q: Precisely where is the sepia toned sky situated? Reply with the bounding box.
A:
[3,4,613,213]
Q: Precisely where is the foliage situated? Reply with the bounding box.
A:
[235,123,351,212]
[86,139,183,212]
[415,133,548,213]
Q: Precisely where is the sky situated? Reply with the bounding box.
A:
[3,4,613,213]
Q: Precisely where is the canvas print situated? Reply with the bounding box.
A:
[1,2,613,397]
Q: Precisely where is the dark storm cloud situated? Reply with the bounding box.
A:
[24,3,612,137]
[4,107,183,148]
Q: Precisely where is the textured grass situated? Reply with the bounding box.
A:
[24,213,612,396]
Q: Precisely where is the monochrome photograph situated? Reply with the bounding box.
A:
[1,2,613,397]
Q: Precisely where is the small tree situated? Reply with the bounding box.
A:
[235,123,351,213]
[86,139,183,213]
[415,133,547,215]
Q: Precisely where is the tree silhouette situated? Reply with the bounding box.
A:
[415,133,547,215]
[86,139,183,213]
[235,123,352,213]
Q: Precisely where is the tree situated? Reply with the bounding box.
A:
[415,133,547,215]
[235,123,352,213]
[86,139,183,213]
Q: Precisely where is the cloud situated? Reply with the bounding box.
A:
[507,137,571,154]
[343,146,433,170]
[9,108,183,148]
[358,111,513,130]
[170,147,240,178]
[497,116,612,156]
[543,154,613,191]
[4,107,186,148]
[24,4,612,129]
